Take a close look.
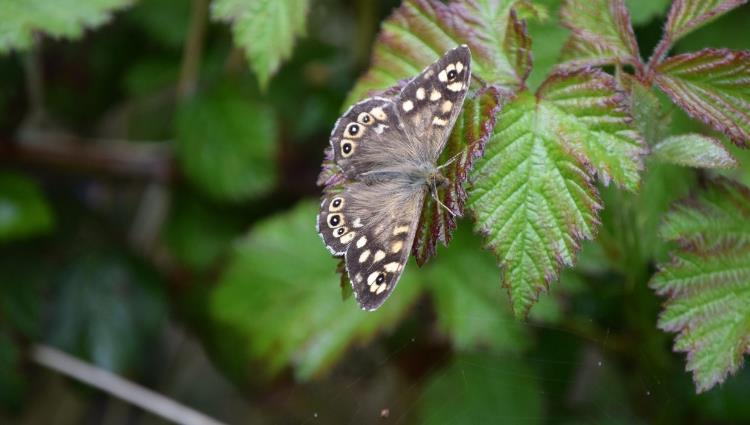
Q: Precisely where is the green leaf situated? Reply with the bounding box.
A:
[413,86,505,265]
[468,69,644,316]
[48,252,166,373]
[627,75,672,145]
[210,201,422,380]
[416,353,543,425]
[0,172,54,242]
[0,0,133,53]
[654,49,750,147]
[425,225,528,352]
[559,0,640,69]
[625,0,672,24]
[650,178,750,392]
[211,0,310,89]
[345,0,533,106]
[662,0,748,48]
[653,134,738,169]
[175,87,278,201]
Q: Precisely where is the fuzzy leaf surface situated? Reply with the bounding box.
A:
[559,0,640,69]
[662,0,748,47]
[651,179,750,392]
[211,0,310,89]
[413,86,505,265]
[211,201,422,380]
[654,49,750,146]
[652,134,738,169]
[345,0,532,106]
[0,0,132,52]
[468,69,644,316]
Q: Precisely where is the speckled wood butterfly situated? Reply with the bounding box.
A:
[317,45,471,310]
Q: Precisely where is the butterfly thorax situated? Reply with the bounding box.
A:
[356,163,446,193]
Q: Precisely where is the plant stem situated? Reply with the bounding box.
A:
[31,344,228,425]
[177,0,209,100]
[22,35,46,125]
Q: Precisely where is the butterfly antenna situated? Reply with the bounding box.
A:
[431,181,457,217]
[437,151,463,170]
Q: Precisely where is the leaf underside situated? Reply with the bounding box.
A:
[650,178,750,393]
[468,69,644,316]
[413,85,506,266]
[662,0,748,46]
[211,0,310,89]
[654,49,750,147]
[652,134,738,169]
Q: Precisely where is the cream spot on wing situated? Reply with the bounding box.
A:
[438,70,448,82]
[416,87,425,100]
[374,123,387,134]
[355,273,362,283]
[356,236,367,248]
[370,106,387,121]
[384,262,400,273]
[376,283,387,294]
[373,250,386,262]
[433,117,448,126]
[446,63,456,73]
[456,61,464,73]
[441,100,453,113]
[423,69,434,79]
[447,82,464,92]
[340,232,355,244]
[430,90,442,101]
[402,100,414,112]
[367,271,379,285]
[393,225,409,235]
[359,250,370,263]
[353,217,363,228]
[370,283,377,292]
[391,240,403,253]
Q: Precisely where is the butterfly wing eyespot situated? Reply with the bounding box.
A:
[327,213,343,228]
[340,140,356,157]
[357,112,373,125]
[329,197,344,211]
[346,122,363,138]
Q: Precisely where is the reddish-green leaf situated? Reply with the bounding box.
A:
[468,69,644,316]
[651,179,750,393]
[664,0,747,48]
[345,0,533,106]
[413,86,505,265]
[559,0,640,69]
[654,49,750,147]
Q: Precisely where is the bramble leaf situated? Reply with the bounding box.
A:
[468,69,644,316]
[211,201,422,380]
[559,0,640,69]
[652,134,738,169]
[650,179,750,392]
[345,0,533,106]
[0,0,133,53]
[0,172,54,242]
[661,0,748,50]
[654,49,750,146]
[211,0,310,89]
[413,86,505,265]
[175,87,278,201]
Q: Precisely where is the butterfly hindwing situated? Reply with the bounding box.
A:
[396,45,472,161]
[317,193,359,256]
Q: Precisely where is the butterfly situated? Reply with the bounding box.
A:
[317,45,471,311]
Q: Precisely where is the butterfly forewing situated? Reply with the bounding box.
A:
[396,45,472,162]
[318,45,472,311]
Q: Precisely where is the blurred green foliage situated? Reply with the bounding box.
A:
[1,1,750,424]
